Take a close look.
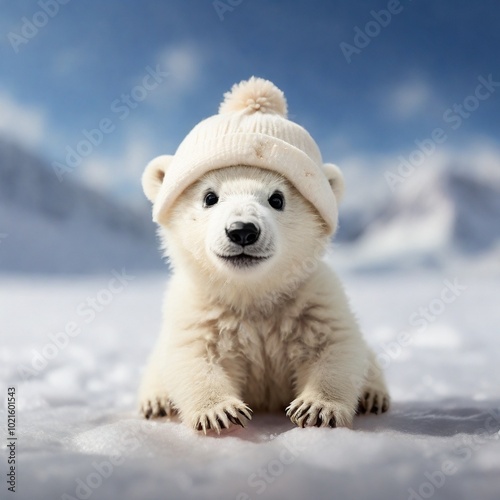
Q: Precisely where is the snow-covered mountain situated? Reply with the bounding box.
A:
[0,139,164,274]
[336,162,500,269]
[2,137,498,274]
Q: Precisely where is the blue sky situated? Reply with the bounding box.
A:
[1,0,499,207]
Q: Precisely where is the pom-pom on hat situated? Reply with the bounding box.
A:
[145,76,344,235]
[218,77,288,116]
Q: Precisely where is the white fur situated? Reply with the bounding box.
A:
[139,166,389,432]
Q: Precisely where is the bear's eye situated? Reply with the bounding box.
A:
[204,191,219,207]
[268,191,284,211]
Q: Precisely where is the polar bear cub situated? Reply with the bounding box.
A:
[139,163,390,432]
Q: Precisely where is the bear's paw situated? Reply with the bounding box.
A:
[286,397,354,428]
[140,395,178,419]
[356,387,390,415]
[190,398,253,434]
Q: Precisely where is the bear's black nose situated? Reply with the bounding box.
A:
[226,222,260,246]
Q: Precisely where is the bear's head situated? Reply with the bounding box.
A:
[143,160,343,293]
[141,77,344,302]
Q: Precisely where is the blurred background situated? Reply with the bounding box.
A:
[1,0,499,274]
[2,5,500,498]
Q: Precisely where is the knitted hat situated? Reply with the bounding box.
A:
[144,77,344,234]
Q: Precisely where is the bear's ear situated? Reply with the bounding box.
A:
[323,163,345,203]
[142,155,173,203]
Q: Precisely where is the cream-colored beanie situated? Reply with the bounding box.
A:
[145,76,344,234]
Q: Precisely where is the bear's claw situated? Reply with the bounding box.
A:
[286,398,352,428]
[140,396,177,419]
[356,389,390,415]
[192,400,252,434]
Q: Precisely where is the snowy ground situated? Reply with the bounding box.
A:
[1,263,500,500]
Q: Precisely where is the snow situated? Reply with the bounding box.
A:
[2,266,500,500]
[2,139,500,498]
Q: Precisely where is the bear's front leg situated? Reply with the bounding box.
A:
[286,337,367,429]
[139,336,178,419]
[166,340,252,434]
